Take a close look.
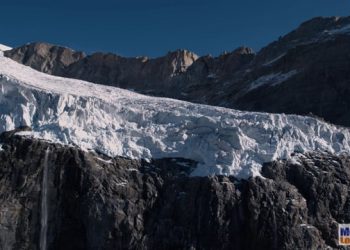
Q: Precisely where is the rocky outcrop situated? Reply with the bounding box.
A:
[0,131,349,249]
[254,16,350,64]
[5,43,85,75]
[5,44,199,98]
[65,49,198,96]
[6,16,350,127]
[263,152,350,248]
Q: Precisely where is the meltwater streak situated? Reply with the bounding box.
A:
[40,148,50,250]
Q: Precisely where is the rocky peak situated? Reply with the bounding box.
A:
[284,16,350,41]
[4,42,86,75]
[255,16,350,64]
[5,15,350,128]
[231,46,255,55]
[213,47,255,74]
[163,49,199,74]
[186,46,255,78]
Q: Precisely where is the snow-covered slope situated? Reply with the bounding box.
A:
[0,53,350,178]
[0,44,11,56]
[0,44,11,51]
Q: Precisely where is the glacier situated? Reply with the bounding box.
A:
[0,50,350,178]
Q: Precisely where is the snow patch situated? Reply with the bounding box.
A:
[263,53,286,66]
[248,70,298,91]
[288,155,302,166]
[207,73,218,79]
[0,55,350,178]
[0,44,12,56]
[327,24,350,35]
[299,224,316,230]
[0,44,11,52]
[96,157,113,164]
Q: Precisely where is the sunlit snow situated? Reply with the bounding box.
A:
[0,44,11,56]
[0,53,349,178]
[327,24,350,35]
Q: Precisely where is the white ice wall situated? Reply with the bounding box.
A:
[0,54,349,178]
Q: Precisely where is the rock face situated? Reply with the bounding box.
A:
[5,43,85,75]
[5,45,199,97]
[6,16,350,127]
[64,49,198,96]
[0,131,349,249]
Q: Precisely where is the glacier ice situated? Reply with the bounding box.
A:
[0,54,350,178]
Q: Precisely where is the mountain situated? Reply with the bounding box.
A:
[0,52,349,179]
[5,43,199,96]
[4,42,85,75]
[1,130,349,249]
[1,16,350,250]
[5,16,350,127]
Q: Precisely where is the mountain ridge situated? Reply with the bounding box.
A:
[1,15,350,250]
[2,52,350,178]
[5,16,350,127]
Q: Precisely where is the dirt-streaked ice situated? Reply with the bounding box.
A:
[0,52,349,178]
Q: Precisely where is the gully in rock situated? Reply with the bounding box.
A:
[40,148,50,250]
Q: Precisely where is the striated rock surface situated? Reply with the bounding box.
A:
[0,131,349,249]
[6,16,350,127]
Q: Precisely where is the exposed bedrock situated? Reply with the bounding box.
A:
[0,131,349,249]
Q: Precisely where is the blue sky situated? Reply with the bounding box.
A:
[1,0,350,57]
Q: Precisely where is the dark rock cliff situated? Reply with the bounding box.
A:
[0,131,349,249]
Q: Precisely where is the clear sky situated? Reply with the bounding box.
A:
[1,0,350,57]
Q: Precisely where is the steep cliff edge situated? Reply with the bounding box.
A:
[0,131,349,249]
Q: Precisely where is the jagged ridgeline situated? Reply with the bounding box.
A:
[5,16,350,127]
[1,15,350,250]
